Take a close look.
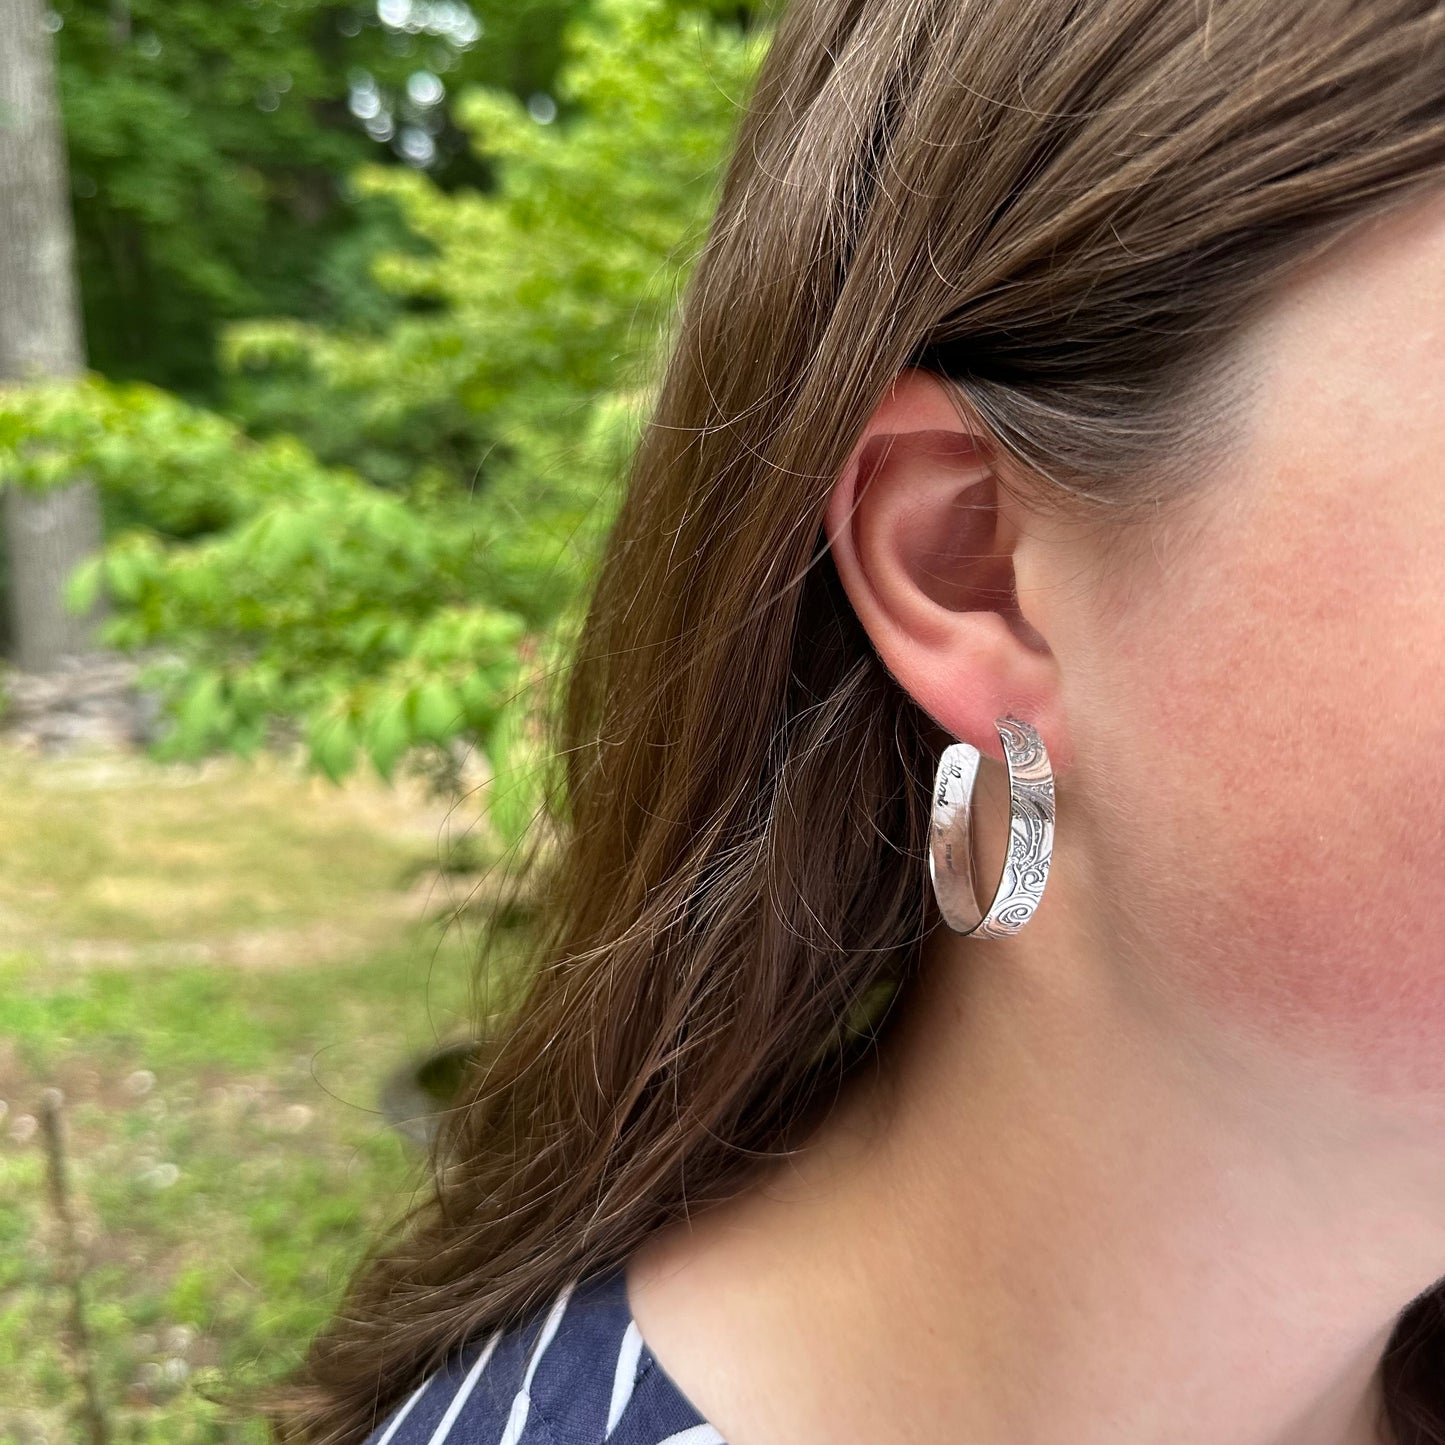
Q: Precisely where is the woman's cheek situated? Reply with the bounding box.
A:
[1084,481,1445,1099]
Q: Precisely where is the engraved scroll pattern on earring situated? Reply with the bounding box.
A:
[976,715,1054,939]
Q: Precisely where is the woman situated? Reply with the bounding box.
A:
[272,0,1445,1442]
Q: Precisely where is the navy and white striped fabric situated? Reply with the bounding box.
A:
[363,1263,727,1445]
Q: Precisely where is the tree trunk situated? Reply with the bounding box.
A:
[0,0,104,672]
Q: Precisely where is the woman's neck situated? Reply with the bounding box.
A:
[626,877,1445,1445]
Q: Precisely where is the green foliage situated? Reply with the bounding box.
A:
[104,499,531,784]
[222,0,766,496]
[0,372,592,818]
[55,0,578,393]
[0,375,339,538]
[2,0,765,827]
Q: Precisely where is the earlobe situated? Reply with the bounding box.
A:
[824,369,1069,768]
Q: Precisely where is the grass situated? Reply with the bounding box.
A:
[0,745,520,1444]
[0,747,481,963]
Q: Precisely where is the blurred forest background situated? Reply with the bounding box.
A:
[0,0,765,1439]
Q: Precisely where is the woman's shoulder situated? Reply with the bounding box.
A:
[363,1263,727,1445]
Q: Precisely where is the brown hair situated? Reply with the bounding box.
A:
[271,1,1445,1441]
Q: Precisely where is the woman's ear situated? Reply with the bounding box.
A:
[824,368,1071,768]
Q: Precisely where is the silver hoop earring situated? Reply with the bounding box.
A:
[927,714,1055,939]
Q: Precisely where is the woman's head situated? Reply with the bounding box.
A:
[274,2,1445,1441]
[826,188,1445,1107]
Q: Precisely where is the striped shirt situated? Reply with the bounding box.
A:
[363,1262,727,1445]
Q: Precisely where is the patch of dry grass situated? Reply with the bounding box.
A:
[0,742,523,1444]
[0,745,491,966]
